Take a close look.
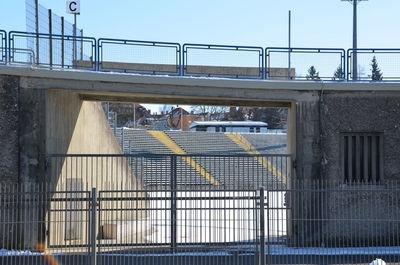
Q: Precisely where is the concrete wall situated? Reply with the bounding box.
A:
[321,92,400,181]
[45,89,148,248]
[0,76,19,182]
[0,75,149,250]
[3,68,400,248]
[79,60,295,79]
[316,92,400,246]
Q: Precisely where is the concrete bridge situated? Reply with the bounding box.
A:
[2,66,400,183]
[1,65,400,248]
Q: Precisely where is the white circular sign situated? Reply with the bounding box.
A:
[66,1,80,14]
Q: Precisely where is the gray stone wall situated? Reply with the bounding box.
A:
[0,76,19,181]
[18,86,46,183]
[292,91,400,247]
[321,92,400,181]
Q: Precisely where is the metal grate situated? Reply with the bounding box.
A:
[341,132,384,183]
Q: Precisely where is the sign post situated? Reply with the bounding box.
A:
[66,1,80,66]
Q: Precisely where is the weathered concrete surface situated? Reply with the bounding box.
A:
[325,185,400,246]
[0,73,148,250]
[0,76,19,181]
[18,86,46,183]
[78,60,296,79]
[321,92,400,181]
[2,66,400,248]
[45,89,148,248]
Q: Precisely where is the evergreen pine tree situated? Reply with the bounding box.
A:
[306,66,320,80]
[333,65,344,80]
[371,56,383,80]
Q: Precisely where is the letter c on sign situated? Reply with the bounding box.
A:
[69,1,77,12]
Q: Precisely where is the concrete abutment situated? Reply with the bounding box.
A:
[1,67,400,248]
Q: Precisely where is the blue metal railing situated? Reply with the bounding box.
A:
[265,47,346,80]
[8,31,96,70]
[98,38,181,75]
[347,48,400,81]
[2,29,400,81]
[183,43,264,79]
[0,30,6,64]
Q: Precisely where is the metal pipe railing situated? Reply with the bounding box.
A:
[2,29,400,81]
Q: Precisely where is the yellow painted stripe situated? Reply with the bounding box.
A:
[147,131,220,186]
[226,133,285,181]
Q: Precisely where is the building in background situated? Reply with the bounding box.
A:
[190,121,268,133]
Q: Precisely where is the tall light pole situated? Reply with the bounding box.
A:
[288,10,292,80]
[342,0,368,80]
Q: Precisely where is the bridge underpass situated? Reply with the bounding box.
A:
[2,66,400,262]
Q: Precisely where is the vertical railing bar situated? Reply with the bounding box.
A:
[80,29,84,61]
[259,187,266,265]
[170,155,177,251]
[61,16,64,68]
[90,187,97,265]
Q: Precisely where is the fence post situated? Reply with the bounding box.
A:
[90,188,97,265]
[122,127,125,152]
[61,16,64,68]
[259,187,266,265]
[80,29,84,60]
[35,0,40,64]
[170,155,177,251]
[48,9,53,68]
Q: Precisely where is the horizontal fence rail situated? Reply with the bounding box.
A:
[1,180,400,265]
[0,30,6,64]
[8,31,96,70]
[183,43,264,79]
[98,38,181,75]
[1,29,400,81]
[347,48,400,81]
[266,47,346,80]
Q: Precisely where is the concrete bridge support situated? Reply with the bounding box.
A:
[2,67,400,248]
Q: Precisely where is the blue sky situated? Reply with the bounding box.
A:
[2,0,400,48]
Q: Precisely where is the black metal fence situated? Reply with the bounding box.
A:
[1,178,400,265]
[45,154,292,190]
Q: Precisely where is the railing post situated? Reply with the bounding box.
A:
[170,155,177,251]
[121,127,125,152]
[61,16,64,68]
[80,29,84,60]
[35,0,40,65]
[48,9,53,68]
[90,187,97,265]
[259,187,266,265]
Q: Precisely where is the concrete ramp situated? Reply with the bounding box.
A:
[45,90,149,250]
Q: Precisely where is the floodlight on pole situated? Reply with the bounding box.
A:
[342,0,368,80]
